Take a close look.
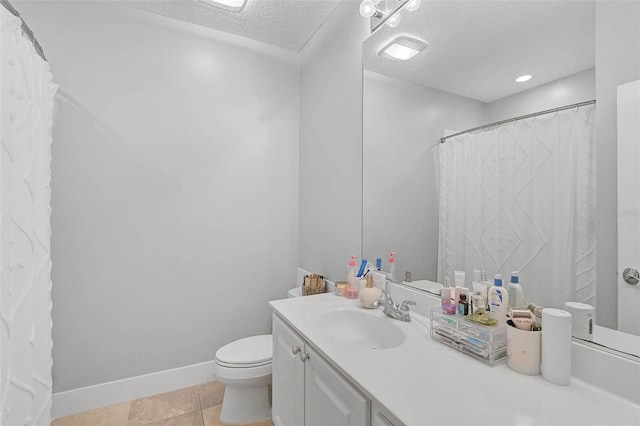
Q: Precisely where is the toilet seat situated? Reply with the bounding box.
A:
[215,335,272,368]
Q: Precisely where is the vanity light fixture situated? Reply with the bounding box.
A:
[386,12,402,28]
[198,0,248,12]
[359,0,384,18]
[515,74,533,83]
[359,0,421,24]
[379,36,427,61]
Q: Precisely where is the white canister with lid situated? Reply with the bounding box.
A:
[563,302,594,341]
[541,308,572,386]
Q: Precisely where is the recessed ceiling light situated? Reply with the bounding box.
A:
[515,74,533,83]
[198,0,248,12]
[379,36,428,61]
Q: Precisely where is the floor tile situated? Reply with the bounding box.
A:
[202,405,273,426]
[198,381,225,409]
[144,410,204,426]
[128,386,201,425]
[52,401,131,426]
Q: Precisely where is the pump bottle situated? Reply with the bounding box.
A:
[488,273,509,323]
[346,255,359,299]
[388,252,396,281]
[507,271,527,308]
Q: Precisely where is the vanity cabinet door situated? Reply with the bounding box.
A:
[304,345,369,426]
[273,315,305,426]
[372,402,404,426]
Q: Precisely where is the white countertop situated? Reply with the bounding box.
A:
[269,293,640,426]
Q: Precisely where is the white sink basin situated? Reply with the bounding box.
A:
[318,308,406,350]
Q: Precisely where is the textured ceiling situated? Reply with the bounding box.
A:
[124,0,342,51]
[364,1,595,103]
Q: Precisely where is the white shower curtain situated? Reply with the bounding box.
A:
[437,106,596,310]
[1,7,57,425]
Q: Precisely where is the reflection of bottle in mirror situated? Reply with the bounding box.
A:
[388,252,396,281]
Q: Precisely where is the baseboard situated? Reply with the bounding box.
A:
[54,268,316,419]
[52,360,216,419]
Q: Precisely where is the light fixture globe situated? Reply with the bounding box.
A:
[405,0,421,12]
[359,0,377,18]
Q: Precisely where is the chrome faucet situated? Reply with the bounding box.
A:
[375,288,416,322]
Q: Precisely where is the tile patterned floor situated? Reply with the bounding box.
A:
[52,381,274,426]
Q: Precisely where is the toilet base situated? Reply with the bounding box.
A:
[220,383,272,423]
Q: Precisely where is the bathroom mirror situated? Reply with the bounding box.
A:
[362,0,640,355]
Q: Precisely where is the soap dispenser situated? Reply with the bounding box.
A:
[359,275,381,309]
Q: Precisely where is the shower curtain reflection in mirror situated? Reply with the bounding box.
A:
[437,105,596,310]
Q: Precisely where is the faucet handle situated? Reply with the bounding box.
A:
[399,300,417,311]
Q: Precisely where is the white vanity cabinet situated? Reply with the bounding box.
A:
[371,402,402,426]
[272,314,370,426]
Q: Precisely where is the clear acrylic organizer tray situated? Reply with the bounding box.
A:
[430,308,507,365]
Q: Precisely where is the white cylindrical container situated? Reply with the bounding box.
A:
[563,302,594,341]
[541,308,572,386]
[507,322,541,375]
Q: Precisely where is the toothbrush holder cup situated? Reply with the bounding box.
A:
[506,320,541,376]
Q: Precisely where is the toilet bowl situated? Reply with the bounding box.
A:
[214,288,301,423]
[213,334,273,424]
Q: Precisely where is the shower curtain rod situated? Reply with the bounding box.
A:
[1,0,46,61]
[440,99,596,143]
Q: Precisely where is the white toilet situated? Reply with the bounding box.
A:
[214,334,273,423]
[213,287,301,423]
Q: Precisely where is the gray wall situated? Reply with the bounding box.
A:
[595,0,640,329]
[362,71,486,281]
[298,1,370,283]
[487,68,596,122]
[20,2,300,392]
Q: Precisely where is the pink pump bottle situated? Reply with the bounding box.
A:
[388,252,396,281]
[345,255,359,299]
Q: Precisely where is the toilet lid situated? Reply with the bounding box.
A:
[215,335,272,367]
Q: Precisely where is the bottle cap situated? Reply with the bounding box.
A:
[349,255,357,267]
[511,271,519,283]
[460,293,467,301]
[494,274,503,287]
[389,252,396,263]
